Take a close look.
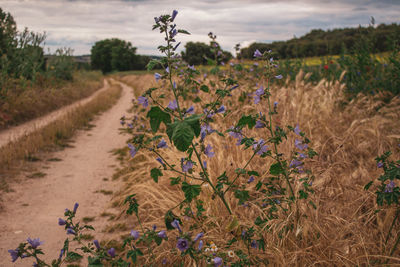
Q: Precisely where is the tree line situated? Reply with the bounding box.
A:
[239,23,400,59]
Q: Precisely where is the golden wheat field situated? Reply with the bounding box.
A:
[100,72,400,266]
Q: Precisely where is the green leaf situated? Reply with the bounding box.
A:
[237,115,256,129]
[146,59,159,71]
[88,256,103,267]
[200,85,209,92]
[171,121,195,152]
[234,189,249,205]
[269,162,284,175]
[150,168,163,183]
[182,181,201,202]
[178,29,190,35]
[65,252,83,262]
[364,181,373,190]
[146,106,171,133]
[184,114,202,137]
[170,177,181,185]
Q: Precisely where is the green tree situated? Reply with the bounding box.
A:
[91,38,142,73]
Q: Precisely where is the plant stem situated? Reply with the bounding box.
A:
[192,144,232,215]
[223,151,257,194]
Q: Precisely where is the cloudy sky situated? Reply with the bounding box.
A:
[1,0,399,56]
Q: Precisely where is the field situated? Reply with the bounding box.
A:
[1,8,400,267]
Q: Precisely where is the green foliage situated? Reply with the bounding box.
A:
[181,181,201,202]
[146,106,171,133]
[150,168,163,183]
[240,23,400,60]
[91,38,149,73]
[47,48,75,81]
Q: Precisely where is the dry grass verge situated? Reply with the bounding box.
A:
[108,73,400,266]
[0,80,122,190]
[0,71,103,129]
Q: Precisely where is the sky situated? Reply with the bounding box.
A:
[1,0,399,56]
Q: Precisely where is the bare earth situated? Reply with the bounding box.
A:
[0,80,133,266]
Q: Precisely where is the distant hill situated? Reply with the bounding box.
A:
[240,23,400,59]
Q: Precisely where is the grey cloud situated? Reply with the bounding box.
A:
[1,0,399,55]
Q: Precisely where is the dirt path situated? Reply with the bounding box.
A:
[0,79,110,149]
[0,80,134,266]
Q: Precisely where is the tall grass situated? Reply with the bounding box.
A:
[110,72,400,265]
[0,71,103,129]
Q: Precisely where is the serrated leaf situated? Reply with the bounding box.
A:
[171,121,195,152]
[150,168,163,183]
[237,115,256,129]
[200,85,209,92]
[146,106,171,133]
[269,162,283,175]
[234,189,249,205]
[182,181,201,202]
[184,114,202,137]
[146,59,160,71]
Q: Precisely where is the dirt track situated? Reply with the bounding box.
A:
[0,80,133,266]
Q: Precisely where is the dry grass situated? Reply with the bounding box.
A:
[0,80,122,189]
[0,71,103,129]
[111,72,400,266]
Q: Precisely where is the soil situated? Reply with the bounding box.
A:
[0,79,134,266]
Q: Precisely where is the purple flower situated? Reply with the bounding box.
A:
[73,203,79,213]
[213,257,223,266]
[128,143,137,158]
[171,10,178,21]
[216,105,225,114]
[154,73,162,82]
[182,160,193,172]
[138,96,149,108]
[247,176,255,183]
[254,62,259,66]
[58,218,66,226]
[294,125,301,135]
[298,153,307,159]
[168,100,178,110]
[127,123,133,129]
[255,86,264,96]
[67,228,76,235]
[253,139,268,155]
[194,232,203,242]
[203,160,207,169]
[171,219,182,232]
[295,139,308,151]
[120,120,125,126]
[93,240,100,250]
[162,258,167,265]
[255,120,265,128]
[131,230,140,240]
[177,238,189,252]
[108,247,116,258]
[289,159,302,168]
[275,74,283,79]
[200,124,214,141]
[274,101,278,109]
[205,144,215,158]
[385,180,395,193]
[188,65,196,71]
[153,225,157,231]
[377,162,384,168]
[174,42,181,50]
[8,248,19,262]
[253,49,262,58]
[59,249,64,259]
[158,230,167,239]
[157,139,167,149]
[251,240,258,249]
[198,240,204,250]
[156,157,165,166]
[230,85,239,91]
[27,238,44,249]
[186,106,195,114]
[154,17,159,23]
[173,81,177,88]
[170,29,177,38]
